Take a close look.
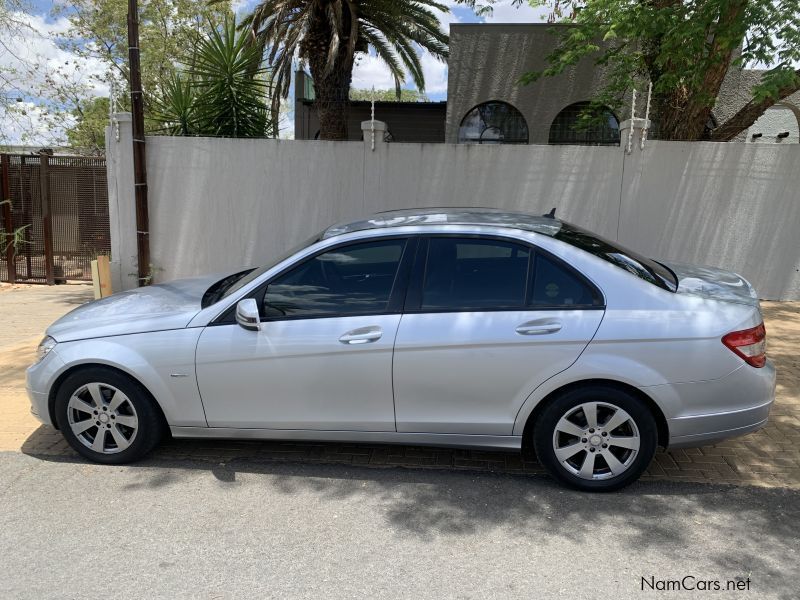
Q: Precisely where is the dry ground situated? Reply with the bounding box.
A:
[1,282,798,487]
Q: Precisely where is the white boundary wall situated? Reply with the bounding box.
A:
[106,115,800,300]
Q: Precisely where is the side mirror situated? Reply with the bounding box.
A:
[235,298,261,331]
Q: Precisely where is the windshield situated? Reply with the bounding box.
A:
[201,231,324,308]
[554,223,678,292]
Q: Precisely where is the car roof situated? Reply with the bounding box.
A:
[321,207,563,239]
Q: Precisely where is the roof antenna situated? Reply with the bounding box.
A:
[543,207,556,219]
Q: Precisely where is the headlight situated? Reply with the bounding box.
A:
[35,336,57,364]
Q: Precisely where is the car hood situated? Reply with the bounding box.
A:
[660,260,759,307]
[46,274,225,342]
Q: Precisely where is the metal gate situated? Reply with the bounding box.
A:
[1,153,110,284]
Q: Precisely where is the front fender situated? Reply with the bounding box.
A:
[44,329,207,427]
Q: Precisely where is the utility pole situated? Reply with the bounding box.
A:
[127,0,150,286]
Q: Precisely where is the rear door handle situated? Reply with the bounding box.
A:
[339,326,383,344]
[515,320,562,335]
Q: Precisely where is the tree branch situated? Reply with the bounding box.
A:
[711,69,800,141]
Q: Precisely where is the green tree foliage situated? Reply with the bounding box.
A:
[65,97,110,154]
[349,88,428,101]
[521,0,800,141]
[240,0,465,139]
[150,17,273,138]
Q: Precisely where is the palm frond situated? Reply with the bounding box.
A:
[244,0,451,132]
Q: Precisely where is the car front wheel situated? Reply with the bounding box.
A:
[533,386,657,492]
[55,367,164,464]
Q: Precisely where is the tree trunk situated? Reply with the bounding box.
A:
[304,3,356,141]
[310,59,353,140]
[642,0,745,141]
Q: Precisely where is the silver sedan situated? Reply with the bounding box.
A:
[26,209,775,491]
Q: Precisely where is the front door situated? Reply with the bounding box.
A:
[196,237,413,430]
[393,236,605,435]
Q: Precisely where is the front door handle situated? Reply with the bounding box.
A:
[515,320,562,336]
[339,326,383,344]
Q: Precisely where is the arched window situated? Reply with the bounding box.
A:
[549,102,620,146]
[458,101,528,144]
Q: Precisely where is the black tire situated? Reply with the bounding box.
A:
[533,385,657,492]
[55,367,164,464]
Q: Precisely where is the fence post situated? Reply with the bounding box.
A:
[39,154,55,285]
[105,113,139,291]
[1,154,15,283]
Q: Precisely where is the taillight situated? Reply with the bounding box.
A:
[722,323,766,368]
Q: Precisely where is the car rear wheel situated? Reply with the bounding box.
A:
[55,367,164,464]
[533,386,657,492]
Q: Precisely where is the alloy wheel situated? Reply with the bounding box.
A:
[551,401,640,480]
[66,382,139,454]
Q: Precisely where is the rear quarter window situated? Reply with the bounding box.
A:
[530,253,602,308]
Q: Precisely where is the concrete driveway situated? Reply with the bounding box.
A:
[2,453,798,600]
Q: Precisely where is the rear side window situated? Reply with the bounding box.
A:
[413,236,602,312]
[530,253,602,308]
[263,239,406,318]
[421,238,530,309]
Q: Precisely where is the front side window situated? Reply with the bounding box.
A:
[421,238,531,310]
[263,239,406,318]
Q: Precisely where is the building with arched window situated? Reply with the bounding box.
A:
[295,24,800,145]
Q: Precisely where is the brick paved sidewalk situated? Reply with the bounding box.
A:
[2,283,799,488]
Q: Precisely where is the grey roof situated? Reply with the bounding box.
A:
[321,207,563,239]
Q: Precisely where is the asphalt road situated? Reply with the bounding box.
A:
[1,452,798,600]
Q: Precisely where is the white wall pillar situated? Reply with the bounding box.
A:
[105,112,139,291]
[618,118,651,156]
[361,119,387,151]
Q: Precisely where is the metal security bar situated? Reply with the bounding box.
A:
[0,153,110,284]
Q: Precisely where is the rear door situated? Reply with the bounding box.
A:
[392,235,605,435]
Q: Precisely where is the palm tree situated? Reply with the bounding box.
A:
[241,0,451,139]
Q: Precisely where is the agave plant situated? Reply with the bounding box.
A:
[192,16,272,137]
[150,72,197,135]
[150,16,274,138]
[241,0,454,139]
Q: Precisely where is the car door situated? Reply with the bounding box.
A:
[195,237,415,430]
[393,235,605,435]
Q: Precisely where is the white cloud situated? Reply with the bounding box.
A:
[0,101,76,147]
[420,52,449,95]
[1,11,108,144]
[351,53,402,90]
[1,12,108,97]
[484,1,550,23]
